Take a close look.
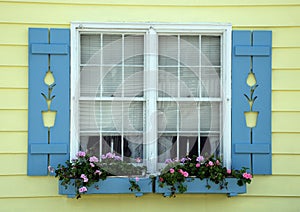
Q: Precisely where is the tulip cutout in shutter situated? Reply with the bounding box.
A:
[244,70,258,128]
[41,70,57,128]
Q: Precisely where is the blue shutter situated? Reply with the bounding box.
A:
[231,30,272,175]
[28,28,70,176]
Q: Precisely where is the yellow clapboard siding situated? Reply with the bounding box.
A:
[272,91,300,111]
[2,0,300,6]
[246,176,300,196]
[0,45,27,67]
[272,112,300,132]
[0,154,27,175]
[273,70,300,90]
[273,155,300,175]
[0,2,299,27]
[0,89,28,109]
[273,48,300,69]
[0,132,27,153]
[0,176,58,198]
[0,67,28,88]
[0,110,27,131]
[273,133,300,154]
[0,196,300,212]
[2,24,300,48]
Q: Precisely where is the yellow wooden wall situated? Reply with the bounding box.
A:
[0,0,299,211]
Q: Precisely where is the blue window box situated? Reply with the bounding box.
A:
[59,177,153,198]
[155,177,247,197]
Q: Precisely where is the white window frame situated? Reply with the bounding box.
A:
[70,22,232,171]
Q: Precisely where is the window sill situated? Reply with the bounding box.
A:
[155,177,247,197]
[59,177,153,198]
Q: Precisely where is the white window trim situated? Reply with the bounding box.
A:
[70,22,232,170]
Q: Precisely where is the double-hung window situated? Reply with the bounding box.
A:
[71,23,231,174]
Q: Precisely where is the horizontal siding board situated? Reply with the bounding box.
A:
[0,154,27,175]
[0,110,27,131]
[0,68,28,88]
[2,0,300,6]
[273,48,300,69]
[0,176,58,197]
[0,3,300,26]
[273,133,300,154]
[0,196,299,212]
[0,132,27,153]
[272,155,300,175]
[273,112,300,132]
[0,89,28,109]
[273,70,300,91]
[0,46,27,66]
[272,91,300,111]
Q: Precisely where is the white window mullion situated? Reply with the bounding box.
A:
[145,27,158,173]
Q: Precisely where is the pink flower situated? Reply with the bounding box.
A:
[178,169,184,174]
[94,170,102,175]
[242,172,252,179]
[169,168,175,174]
[227,169,231,174]
[159,177,164,182]
[90,163,95,167]
[135,177,139,182]
[183,171,189,177]
[78,186,87,193]
[216,160,220,165]
[196,156,204,162]
[136,157,142,163]
[196,163,201,168]
[89,156,99,163]
[208,161,214,166]
[80,174,88,182]
[76,151,86,157]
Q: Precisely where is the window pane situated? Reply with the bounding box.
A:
[158,101,177,131]
[180,67,199,97]
[200,102,220,131]
[103,34,122,65]
[179,102,198,131]
[81,35,101,64]
[158,35,178,66]
[102,66,122,97]
[123,101,144,132]
[124,35,144,65]
[201,36,221,66]
[201,67,221,97]
[80,66,100,97]
[124,67,144,97]
[180,35,199,66]
[158,68,178,97]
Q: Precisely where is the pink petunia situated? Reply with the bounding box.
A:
[196,156,204,162]
[242,172,252,179]
[78,186,87,193]
[94,170,102,175]
[76,151,86,157]
[169,168,175,174]
[90,163,95,167]
[216,160,220,165]
[89,156,99,163]
[208,161,214,166]
[227,169,231,174]
[183,171,189,177]
[196,163,201,168]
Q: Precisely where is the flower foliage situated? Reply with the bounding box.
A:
[158,155,252,197]
[53,151,147,199]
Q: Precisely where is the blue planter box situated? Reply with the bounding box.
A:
[59,177,153,198]
[155,177,246,197]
